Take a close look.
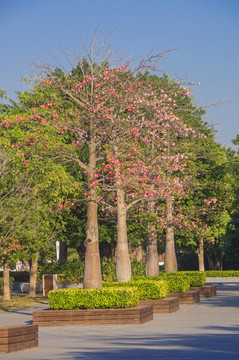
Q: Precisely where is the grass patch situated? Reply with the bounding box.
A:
[0,294,48,312]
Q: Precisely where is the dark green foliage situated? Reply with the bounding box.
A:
[101,259,116,282]
[103,279,168,300]
[205,270,239,277]
[10,271,30,282]
[177,253,199,271]
[48,287,139,310]
[131,261,145,277]
[38,259,146,283]
[37,261,85,283]
[101,260,146,281]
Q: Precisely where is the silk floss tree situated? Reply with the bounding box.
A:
[24,32,177,285]
[2,31,180,285]
[134,81,198,274]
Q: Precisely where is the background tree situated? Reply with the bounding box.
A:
[223,137,239,268]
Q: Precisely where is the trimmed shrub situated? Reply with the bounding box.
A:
[205,270,239,277]
[103,279,168,300]
[133,271,206,289]
[178,271,206,287]
[132,274,190,293]
[159,274,190,293]
[48,287,139,310]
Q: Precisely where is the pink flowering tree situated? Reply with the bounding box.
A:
[93,69,199,279]
[2,32,178,286]
[133,83,197,273]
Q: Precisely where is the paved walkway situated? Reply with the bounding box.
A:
[1,282,239,359]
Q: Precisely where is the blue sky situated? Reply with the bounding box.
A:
[1,0,238,147]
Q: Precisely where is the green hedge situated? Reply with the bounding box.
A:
[48,287,139,310]
[205,270,239,277]
[178,271,206,287]
[0,277,14,295]
[158,274,190,293]
[103,279,168,300]
[133,271,206,289]
[132,274,190,293]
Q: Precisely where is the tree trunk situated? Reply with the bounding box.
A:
[216,255,223,271]
[83,139,102,289]
[164,196,177,272]
[145,223,159,276]
[99,240,116,259]
[76,243,86,261]
[145,194,159,277]
[206,253,214,270]
[3,261,11,301]
[198,237,205,271]
[206,252,223,270]
[135,244,143,262]
[116,187,131,282]
[28,251,39,297]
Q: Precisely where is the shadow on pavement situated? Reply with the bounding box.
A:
[35,331,239,360]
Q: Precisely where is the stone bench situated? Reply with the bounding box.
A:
[0,325,38,354]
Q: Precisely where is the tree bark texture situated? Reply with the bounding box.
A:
[28,251,39,297]
[145,194,159,277]
[135,244,143,262]
[206,252,223,270]
[145,223,159,277]
[198,236,205,271]
[116,187,131,282]
[83,199,102,288]
[83,139,102,288]
[76,243,86,261]
[99,240,116,259]
[164,197,178,272]
[3,261,11,301]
